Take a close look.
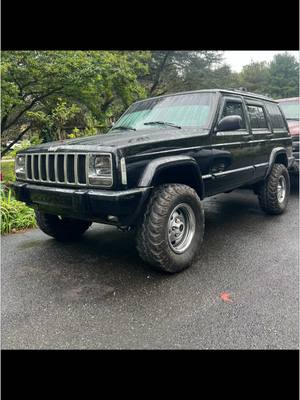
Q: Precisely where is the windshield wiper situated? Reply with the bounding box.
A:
[144,121,181,129]
[111,125,136,131]
[286,117,299,121]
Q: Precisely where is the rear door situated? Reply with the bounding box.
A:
[244,99,272,179]
[209,95,254,194]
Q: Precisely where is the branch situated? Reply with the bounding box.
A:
[2,87,63,132]
[1,115,8,132]
[156,89,168,96]
[1,125,31,157]
[101,97,114,113]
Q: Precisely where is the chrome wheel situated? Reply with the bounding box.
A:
[277,175,286,203]
[167,203,196,254]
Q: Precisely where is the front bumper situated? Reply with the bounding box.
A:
[12,182,152,226]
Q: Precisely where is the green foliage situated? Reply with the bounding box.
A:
[0,189,37,234]
[27,98,83,140]
[268,53,299,98]
[183,64,238,91]
[238,62,270,94]
[1,50,150,154]
[68,125,97,139]
[238,53,299,98]
[30,134,43,146]
[1,50,299,157]
[1,160,15,185]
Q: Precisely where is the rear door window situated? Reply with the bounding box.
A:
[247,105,268,129]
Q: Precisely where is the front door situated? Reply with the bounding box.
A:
[208,95,255,194]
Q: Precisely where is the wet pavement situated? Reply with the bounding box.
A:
[1,185,299,349]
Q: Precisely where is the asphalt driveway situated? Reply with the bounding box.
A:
[1,185,299,349]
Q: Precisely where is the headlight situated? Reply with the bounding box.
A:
[15,154,26,178]
[88,154,112,187]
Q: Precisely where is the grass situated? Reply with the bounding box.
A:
[1,160,15,186]
[1,188,37,234]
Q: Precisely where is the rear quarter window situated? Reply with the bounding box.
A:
[265,102,286,129]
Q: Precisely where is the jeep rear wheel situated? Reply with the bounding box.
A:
[257,163,290,215]
[35,210,92,241]
[136,184,205,273]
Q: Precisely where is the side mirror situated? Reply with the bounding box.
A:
[216,115,242,132]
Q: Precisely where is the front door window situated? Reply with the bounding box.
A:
[221,101,246,129]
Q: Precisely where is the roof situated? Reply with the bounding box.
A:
[135,89,276,104]
[277,97,300,102]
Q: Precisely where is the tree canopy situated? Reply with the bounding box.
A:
[1,50,299,156]
[1,51,149,155]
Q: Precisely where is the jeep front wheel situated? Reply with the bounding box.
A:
[257,163,290,215]
[35,210,92,241]
[136,184,205,273]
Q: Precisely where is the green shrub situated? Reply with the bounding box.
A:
[1,160,15,186]
[1,189,37,234]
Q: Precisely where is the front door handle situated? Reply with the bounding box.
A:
[266,133,273,139]
[242,135,252,141]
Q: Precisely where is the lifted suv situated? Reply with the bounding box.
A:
[13,89,294,273]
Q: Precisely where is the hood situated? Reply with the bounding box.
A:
[21,127,209,155]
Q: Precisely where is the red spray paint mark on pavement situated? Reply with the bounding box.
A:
[220,292,233,302]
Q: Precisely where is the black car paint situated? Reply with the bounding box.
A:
[13,89,293,226]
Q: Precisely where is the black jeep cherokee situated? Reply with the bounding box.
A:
[13,89,294,273]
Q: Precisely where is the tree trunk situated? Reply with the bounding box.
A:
[149,52,171,95]
[57,127,63,140]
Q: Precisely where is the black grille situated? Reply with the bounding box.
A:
[24,153,88,186]
[49,155,55,181]
[27,155,32,179]
[57,155,65,182]
[33,155,39,179]
[78,155,86,184]
[67,155,75,183]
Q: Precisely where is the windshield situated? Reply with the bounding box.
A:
[110,92,216,132]
[279,99,299,120]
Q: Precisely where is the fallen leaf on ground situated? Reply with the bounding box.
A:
[220,292,233,302]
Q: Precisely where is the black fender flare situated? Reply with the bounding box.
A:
[265,147,288,177]
[138,155,204,199]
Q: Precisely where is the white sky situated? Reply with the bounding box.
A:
[223,51,299,72]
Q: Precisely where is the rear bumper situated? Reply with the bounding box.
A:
[12,182,152,226]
